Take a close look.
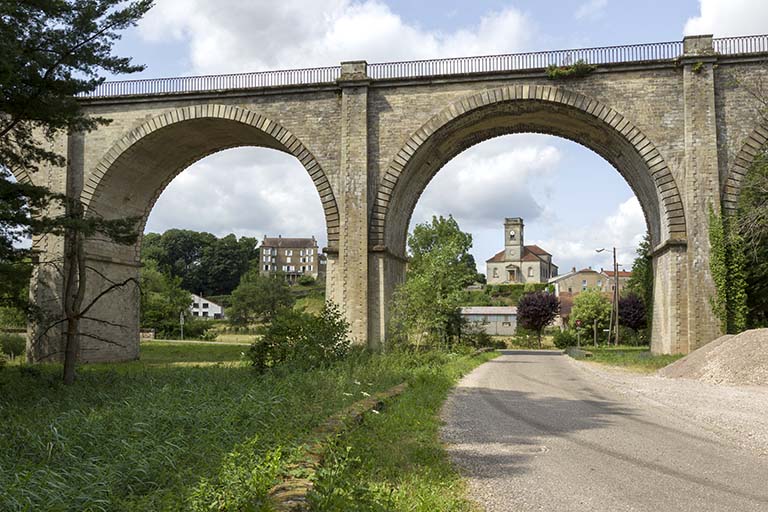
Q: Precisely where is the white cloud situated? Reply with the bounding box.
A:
[575,0,608,21]
[684,0,768,37]
[138,0,535,73]
[530,196,646,274]
[411,135,561,234]
[145,148,327,246]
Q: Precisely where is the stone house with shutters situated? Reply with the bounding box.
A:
[259,235,320,282]
[485,218,558,285]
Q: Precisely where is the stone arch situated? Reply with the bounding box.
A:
[370,85,687,255]
[722,121,768,212]
[83,104,340,262]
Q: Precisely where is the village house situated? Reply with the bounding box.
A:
[548,267,633,318]
[190,293,224,320]
[259,235,320,282]
[485,218,558,285]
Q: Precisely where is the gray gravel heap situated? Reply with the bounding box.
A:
[658,328,768,386]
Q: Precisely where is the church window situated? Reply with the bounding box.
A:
[509,230,516,240]
[528,267,534,277]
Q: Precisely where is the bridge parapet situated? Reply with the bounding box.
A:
[78,34,768,99]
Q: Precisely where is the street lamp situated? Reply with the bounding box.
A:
[596,247,620,346]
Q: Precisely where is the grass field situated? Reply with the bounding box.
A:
[568,345,684,373]
[0,341,495,511]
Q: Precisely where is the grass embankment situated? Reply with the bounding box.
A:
[568,345,683,373]
[310,350,496,511]
[0,342,495,511]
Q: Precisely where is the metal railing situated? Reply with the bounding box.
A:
[81,34,768,98]
[81,65,342,98]
[714,34,768,55]
[368,41,683,80]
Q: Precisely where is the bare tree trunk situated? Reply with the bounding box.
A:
[62,203,86,385]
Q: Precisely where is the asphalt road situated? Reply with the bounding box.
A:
[441,350,768,512]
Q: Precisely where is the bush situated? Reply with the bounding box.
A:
[0,332,26,358]
[486,283,547,305]
[552,329,579,349]
[297,275,316,286]
[154,319,217,341]
[546,59,597,80]
[249,302,351,372]
[460,321,492,348]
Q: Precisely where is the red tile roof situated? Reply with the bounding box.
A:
[486,249,506,263]
[485,245,553,263]
[525,244,550,255]
[603,270,633,278]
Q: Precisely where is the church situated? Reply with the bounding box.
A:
[485,218,558,285]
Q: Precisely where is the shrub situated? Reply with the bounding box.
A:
[297,275,316,286]
[249,302,351,372]
[552,329,579,349]
[460,321,493,348]
[154,318,216,341]
[546,59,597,79]
[0,332,26,358]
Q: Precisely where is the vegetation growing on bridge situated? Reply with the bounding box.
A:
[546,59,597,80]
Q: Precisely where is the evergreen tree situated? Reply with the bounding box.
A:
[1,0,154,383]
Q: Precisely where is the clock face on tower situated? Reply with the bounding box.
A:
[509,230,516,240]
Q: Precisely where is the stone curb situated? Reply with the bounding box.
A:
[268,381,409,511]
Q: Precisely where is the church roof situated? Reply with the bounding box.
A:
[486,245,553,263]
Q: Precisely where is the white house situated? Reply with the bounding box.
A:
[190,294,224,320]
[460,306,518,336]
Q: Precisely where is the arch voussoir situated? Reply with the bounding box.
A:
[723,121,768,213]
[87,104,339,250]
[371,85,688,249]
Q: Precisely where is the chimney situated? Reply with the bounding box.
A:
[571,266,576,273]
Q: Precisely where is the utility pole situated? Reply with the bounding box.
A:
[613,247,620,346]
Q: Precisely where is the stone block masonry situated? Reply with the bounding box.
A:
[25,35,768,361]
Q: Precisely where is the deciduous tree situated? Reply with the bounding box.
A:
[228,270,294,325]
[390,215,477,347]
[570,289,612,346]
[517,291,559,348]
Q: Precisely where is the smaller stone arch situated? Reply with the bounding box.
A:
[722,121,768,212]
[370,85,687,253]
[82,104,340,258]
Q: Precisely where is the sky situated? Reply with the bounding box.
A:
[109,0,768,274]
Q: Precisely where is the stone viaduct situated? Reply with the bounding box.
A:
[24,34,768,362]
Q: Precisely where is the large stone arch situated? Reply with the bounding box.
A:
[722,121,768,212]
[83,104,340,263]
[370,85,687,256]
[36,104,340,363]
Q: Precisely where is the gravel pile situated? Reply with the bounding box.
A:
[658,329,768,386]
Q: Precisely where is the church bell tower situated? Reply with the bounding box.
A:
[504,217,524,261]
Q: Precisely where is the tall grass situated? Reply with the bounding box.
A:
[0,342,490,511]
[310,350,497,511]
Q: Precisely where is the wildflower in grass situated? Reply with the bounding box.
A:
[343,392,353,397]
[361,391,370,397]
